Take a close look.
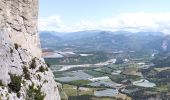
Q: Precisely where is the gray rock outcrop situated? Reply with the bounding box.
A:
[0,0,60,100]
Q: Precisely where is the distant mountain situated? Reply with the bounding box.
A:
[39,30,167,52]
[40,31,62,41]
[152,52,170,67]
[40,31,63,49]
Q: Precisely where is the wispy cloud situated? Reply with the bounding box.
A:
[38,12,170,34]
[38,15,66,31]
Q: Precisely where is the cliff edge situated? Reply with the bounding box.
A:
[0,0,60,99]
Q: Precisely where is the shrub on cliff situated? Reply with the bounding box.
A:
[23,66,31,80]
[26,84,46,100]
[8,74,21,93]
[30,58,37,69]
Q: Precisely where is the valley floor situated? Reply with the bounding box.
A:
[45,51,170,100]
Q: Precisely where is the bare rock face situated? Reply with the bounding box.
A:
[0,0,60,100]
[0,0,41,57]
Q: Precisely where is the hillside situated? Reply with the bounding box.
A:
[40,31,166,52]
[152,52,170,67]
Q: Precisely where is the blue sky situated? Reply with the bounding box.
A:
[39,0,170,33]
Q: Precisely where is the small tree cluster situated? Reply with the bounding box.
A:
[26,84,46,100]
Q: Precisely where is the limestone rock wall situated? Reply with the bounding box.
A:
[0,0,60,100]
[0,0,41,57]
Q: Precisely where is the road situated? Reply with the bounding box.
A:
[53,58,116,71]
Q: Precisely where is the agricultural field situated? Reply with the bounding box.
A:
[45,51,170,100]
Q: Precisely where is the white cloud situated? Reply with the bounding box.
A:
[38,12,170,34]
[38,15,66,31]
[100,12,170,34]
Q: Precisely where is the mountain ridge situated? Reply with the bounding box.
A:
[40,30,167,52]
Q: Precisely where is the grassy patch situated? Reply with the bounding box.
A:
[69,80,91,86]
[109,74,140,83]
[58,85,68,100]
[155,85,170,92]
[44,52,109,65]
[84,70,104,77]
[63,84,77,96]
[154,67,170,72]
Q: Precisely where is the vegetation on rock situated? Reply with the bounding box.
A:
[30,58,37,69]
[8,74,22,93]
[23,66,31,80]
[26,84,46,100]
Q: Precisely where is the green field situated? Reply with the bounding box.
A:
[45,52,110,65]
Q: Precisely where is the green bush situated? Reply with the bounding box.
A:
[8,74,22,93]
[38,66,45,72]
[30,58,37,69]
[14,43,19,50]
[38,66,49,73]
[23,66,31,80]
[26,84,46,100]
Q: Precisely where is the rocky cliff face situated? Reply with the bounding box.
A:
[0,0,60,100]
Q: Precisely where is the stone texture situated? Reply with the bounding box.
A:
[0,0,60,100]
[0,0,41,57]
